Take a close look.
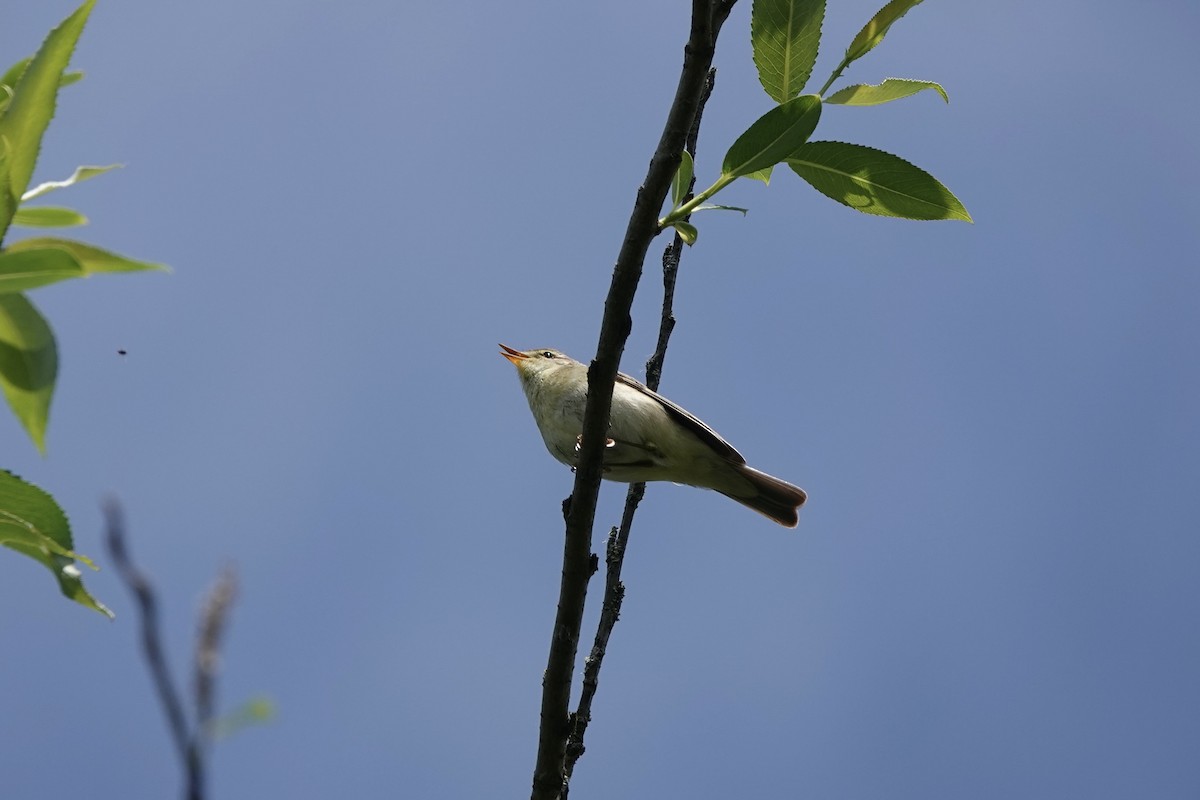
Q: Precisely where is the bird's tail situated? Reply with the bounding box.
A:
[720,465,807,528]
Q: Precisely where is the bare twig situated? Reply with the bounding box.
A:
[195,563,238,742]
[562,69,717,787]
[531,2,735,796]
[104,499,203,800]
[105,499,239,800]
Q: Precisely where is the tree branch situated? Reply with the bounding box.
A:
[105,498,205,800]
[562,68,717,787]
[194,563,238,744]
[105,499,239,800]
[530,1,735,796]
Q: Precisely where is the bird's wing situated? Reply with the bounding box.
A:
[615,372,746,464]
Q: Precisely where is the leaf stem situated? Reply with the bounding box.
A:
[817,54,852,97]
[659,173,734,227]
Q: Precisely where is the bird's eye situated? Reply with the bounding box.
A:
[542,351,555,359]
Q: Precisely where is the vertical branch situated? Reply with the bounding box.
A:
[532,8,737,799]
[105,499,204,800]
[105,499,239,800]
[531,2,732,793]
[562,68,717,788]
[194,564,238,745]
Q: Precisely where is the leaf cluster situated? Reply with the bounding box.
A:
[660,0,970,243]
[1,0,167,615]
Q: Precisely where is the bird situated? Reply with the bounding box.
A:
[499,344,806,527]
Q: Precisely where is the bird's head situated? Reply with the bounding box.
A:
[498,344,578,383]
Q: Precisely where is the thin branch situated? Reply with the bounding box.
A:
[104,499,204,800]
[534,7,731,794]
[194,563,238,745]
[562,68,717,787]
[531,0,731,790]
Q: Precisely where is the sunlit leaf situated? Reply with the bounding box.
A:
[0,294,56,451]
[671,150,694,207]
[0,0,94,244]
[21,164,120,202]
[722,94,822,178]
[0,247,84,292]
[787,140,970,221]
[825,78,947,105]
[844,0,924,64]
[746,166,773,185]
[12,206,87,227]
[671,221,698,245]
[751,0,825,102]
[0,237,167,293]
[692,204,748,214]
[0,469,110,616]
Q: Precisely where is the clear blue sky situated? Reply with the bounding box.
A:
[2,1,1198,798]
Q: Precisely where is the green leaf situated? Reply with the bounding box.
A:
[0,0,95,245]
[671,221,698,245]
[693,204,749,214]
[0,59,83,117]
[787,141,971,221]
[0,237,168,293]
[0,293,57,451]
[0,59,32,93]
[722,94,822,178]
[21,163,120,202]
[751,0,825,102]
[0,159,13,239]
[210,696,277,740]
[0,247,84,292]
[671,150,694,207]
[0,469,110,617]
[12,206,87,227]
[844,0,924,64]
[825,78,947,105]
[745,166,773,185]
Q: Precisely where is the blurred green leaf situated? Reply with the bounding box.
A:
[0,60,84,117]
[0,59,31,92]
[671,150,694,207]
[844,0,924,64]
[0,162,13,238]
[0,58,82,93]
[12,206,87,227]
[0,237,167,293]
[21,163,119,202]
[0,469,109,616]
[0,247,84,292]
[0,0,94,245]
[0,293,56,451]
[210,696,277,740]
[788,140,971,221]
[751,0,825,102]
[825,78,947,105]
[722,94,822,178]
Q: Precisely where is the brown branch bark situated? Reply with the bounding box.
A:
[562,68,717,788]
[530,3,735,798]
[105,499,239,800]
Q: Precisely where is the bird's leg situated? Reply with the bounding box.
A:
[574,434,617,452]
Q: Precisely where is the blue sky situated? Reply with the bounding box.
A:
[2,1,1198,798]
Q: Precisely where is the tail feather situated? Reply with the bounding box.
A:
[720,465,807,528]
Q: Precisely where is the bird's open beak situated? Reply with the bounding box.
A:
[498,343,527,366]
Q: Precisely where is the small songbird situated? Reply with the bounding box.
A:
[499,344,807,527]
